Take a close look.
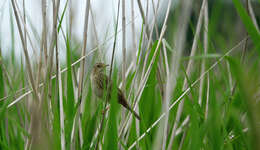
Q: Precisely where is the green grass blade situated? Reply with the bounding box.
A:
[65,34,75,147]
[57,0,68,33]
[104,68,119,150]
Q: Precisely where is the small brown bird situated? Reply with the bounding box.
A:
[90,62,140,120]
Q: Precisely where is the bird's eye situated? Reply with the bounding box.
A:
[97,64,101,68]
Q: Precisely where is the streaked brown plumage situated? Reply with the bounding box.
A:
[90,62,140,120]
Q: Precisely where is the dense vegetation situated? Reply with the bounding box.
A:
[0,0,260,150]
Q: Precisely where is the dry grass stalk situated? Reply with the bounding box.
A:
[122,0,126,93]
[199,0,209,106]
[90,5,101,61]
[136,0,150,38]
[56,34,66,150]
[131,0,137,64]
[247,0,260,33]
[10,0,40,102]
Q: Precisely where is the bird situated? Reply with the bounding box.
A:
[90,62,140,120]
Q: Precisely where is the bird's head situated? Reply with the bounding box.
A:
[92,63,109,74]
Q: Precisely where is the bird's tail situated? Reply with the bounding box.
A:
[117,88,141,120]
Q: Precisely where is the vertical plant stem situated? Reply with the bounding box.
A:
[204,0,210,121]
[247,0,259,32]
[131,0,137,65]
[39,1,60,134]
[41,0,48,71]
[77,0,90,100]
[10,0,40,102]
[162,40,169,77]
[151,0,160,38]
[205,74,210,119]
[136,0,150,38]
[122,0,126,92]
[90,5,101,61]
[56,31,65,150]
[22,0,27,54]
[10,4,40,147]
[68,0,74,38]
[199,0,208,106]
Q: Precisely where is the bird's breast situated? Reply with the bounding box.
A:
[91,74,104,99]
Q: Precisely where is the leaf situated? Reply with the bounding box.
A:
[104,67,119,150]
[57,0,69,33]
[65,33,75,147]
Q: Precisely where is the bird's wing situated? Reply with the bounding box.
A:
[96,73,109,90]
